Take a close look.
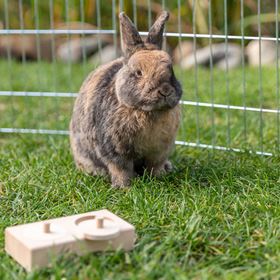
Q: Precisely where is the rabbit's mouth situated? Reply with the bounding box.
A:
[139,83,180,111]
[156,83,176,98]
[138,95,180,112]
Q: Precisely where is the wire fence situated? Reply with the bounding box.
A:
[0,1,279,156]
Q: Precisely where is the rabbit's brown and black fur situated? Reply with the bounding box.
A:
[70,11,182,187]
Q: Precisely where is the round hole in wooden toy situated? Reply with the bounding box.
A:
[75,215,96,225]
[75,215,120,241]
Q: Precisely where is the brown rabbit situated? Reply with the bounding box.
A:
[70,11,182,187]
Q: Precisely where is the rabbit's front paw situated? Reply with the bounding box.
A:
[148,160,173,177]
[163,160,173,173]
[111,175,132,188]
[108,162,134,188]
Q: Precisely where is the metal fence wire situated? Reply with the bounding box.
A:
[0,1,279,156]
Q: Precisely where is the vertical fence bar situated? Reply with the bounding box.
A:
[177,0,186,143]
[119,0,123,61]
[147,0,152,29]
[80,0,87,75]
[34,0,42,63]
[161,0,165,9]
[3,0,15,127]
[65,0,73,94]
[276,0,279,153]
[208,0,216,149]
[34,0,43,129]
[177,0,182,74]
[119,0,123,13]
[19,0,26,63]
[224,0,230,148]
[133,0,137,28]
[192,0,200,145]
[49,0,57,93]
[112,0,117,57]
[18,0,28,128]
[96,0,102,62]
[49,0,59,126]
[257,0,264,153]
[240,0,247,144]
[161,0,167,50]
[66,0,74,123]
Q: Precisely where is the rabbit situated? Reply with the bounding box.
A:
[70,11,182,187]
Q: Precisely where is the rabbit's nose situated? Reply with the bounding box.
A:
[158,83,175,97]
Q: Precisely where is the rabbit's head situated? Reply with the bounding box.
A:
[115,11,182,111]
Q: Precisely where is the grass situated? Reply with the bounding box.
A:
[1,60,280,279]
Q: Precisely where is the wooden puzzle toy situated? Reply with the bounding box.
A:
[5,209,135,271]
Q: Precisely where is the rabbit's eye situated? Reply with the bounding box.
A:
[135,70,142,77]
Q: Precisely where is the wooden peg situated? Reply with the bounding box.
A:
[43,222,51,233]
[96,217,104,229]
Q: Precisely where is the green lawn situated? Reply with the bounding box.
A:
[0,60,280,279]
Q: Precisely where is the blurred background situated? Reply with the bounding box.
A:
[0,1,278,37]
[0,0,279,64]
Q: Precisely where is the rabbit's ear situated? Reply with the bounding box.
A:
[119,12,144,57]
[146,11,169,49]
